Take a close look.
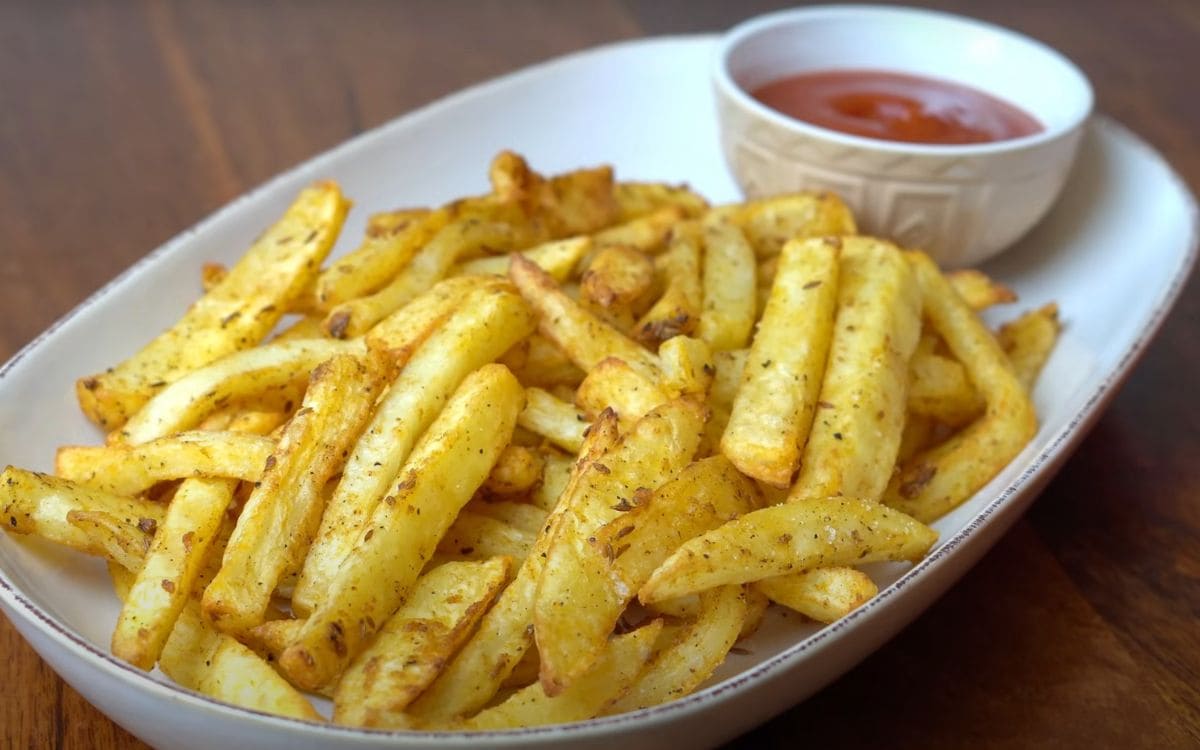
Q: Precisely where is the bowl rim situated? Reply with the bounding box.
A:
[713,3,1095,157]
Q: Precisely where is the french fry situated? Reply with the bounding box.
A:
[499,334,586,389]
[788,237,922,501]
[697,216,756,351]
[998,303,1060,391]
[518,387,590,454]
[732,191,857,258]
[461,621,663,730]
[112,478,237,669]
[77,182,350,429]
[66,510,153,572]
[606,586,747,713]
[118,338,362,444]
[639,498,936,603]
[907,351,985,426]
[613,181,708,221]
[55,431,274,497]
[535,455,755,694]
[721,236,840,487]
[535,399,706,694]
[365,275,506,362]
[203,353,387,634]
[510,254,663,383]
[2,468,164,557]
[271,315,327,343]
[884,253,1038,522]
[947,268,1017,311]
[531,450,574,512]
[406,412,621,723]
[705,348,747,447]
[160,603,322,721]
[315,208,444,309]
[592,206,684,254]
[580,244,657,331]
[453,237,590,282]
[575,357,672,427]
[278,364,524,690]
[467,500,548,537]
[754,567,878,623]
[635,225,703,348]
[436,513,535,562]
[482,445,546,496]
[333,558,511,727]
[292,288,534,614]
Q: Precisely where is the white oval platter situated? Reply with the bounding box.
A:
[0,35,1195,750]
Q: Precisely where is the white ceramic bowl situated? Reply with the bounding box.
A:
[713,5,1094,267]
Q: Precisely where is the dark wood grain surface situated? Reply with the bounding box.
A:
[2,1,1197,748]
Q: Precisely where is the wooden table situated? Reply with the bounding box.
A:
[2,1,1197,747]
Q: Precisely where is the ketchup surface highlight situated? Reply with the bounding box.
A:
[751,70,1043,145]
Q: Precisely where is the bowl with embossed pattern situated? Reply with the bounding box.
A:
[713,4,1093,267]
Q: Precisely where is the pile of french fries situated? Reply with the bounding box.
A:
[1,151,1061,729]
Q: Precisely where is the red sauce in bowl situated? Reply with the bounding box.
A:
[751,70,1043,145]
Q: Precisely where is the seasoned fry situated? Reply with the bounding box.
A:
[113,478,237,669]
[517,387,590,454]
[203,354,387,633]
[510,255,662,382]
[658,335,715,399]
[118,338,362,444]
[278,364,524,689]
[462,621,662,730]
[531,450,574,512]
[77,182,350,429]
[998,303,1060,391]
[697,216,756,351]
[580,244,657,331]
[721,236,840,486]
[453,237,590,282]
[789,237,921,501]
[483,445,546,496]
[66,510,153,572]
[592,206,684,254]
[436,513,535,562]
[575,357,672,427]
[947,268,1017,311]
[606,586,746,713]
[365,275,506,362]
[535,399,705,694]
[635,225,703,348]
[315,208,444,309]
[732,191,857,258]
[334,558,511,727]
[907,351,985,426]
[2,468,164,557]
[613,181,707,221]
[754,567,878,623]
[639,498,936,603]
[55,431,274,497]
[292,288,533,615]
[406,412,621,723]
[499,333,586,388]
[884,253,1038,522]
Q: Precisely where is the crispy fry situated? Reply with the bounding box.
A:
[462,621,662,730]
[580,244,657,331]
[884,253,1038,522]
[575,357,672,427]
[531,450,574,512]
[789,237,921,501]
[721,236,840,486]
[436,513,535,562]
[947,268,1018,311]
[365,275,506,362]
[278,364,523,689]
[65,510,154,572]
[535,399,705,694]
[510,255,662,382]
[639,498,936,603]
[613,181,708,221]
[592,206,684,254]
[77,182,350,429]
[406,412,621,723]
[453,237,590,282]
[907,351,985,426]
[2,468,164,557]
[732,191,857,258]
[292,288,533,614]
[518,387,590,454]
[499,334,587,388]
[697,216,756,351]
[998,303,1061,391]
[635,225,703,348]
[118,338,362,444]
[55,431,274,497]
[658,335,715,399]
[333,558,511,727]
[113,478,236,669]
[315,208,444,309]
[755,567,878,623]
[483,445,546,496]
[203,353,387,633]
[606,586,746,713]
